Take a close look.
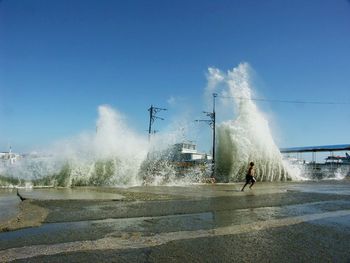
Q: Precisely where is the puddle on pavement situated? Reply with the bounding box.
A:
[2,198,350,250]
[0,189,20,224]
[18,188,125,200]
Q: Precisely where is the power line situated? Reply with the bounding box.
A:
[217,95,350,105]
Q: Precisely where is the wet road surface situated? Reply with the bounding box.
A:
[0,181,350,262]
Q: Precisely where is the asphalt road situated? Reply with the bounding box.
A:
[0,181,350,262]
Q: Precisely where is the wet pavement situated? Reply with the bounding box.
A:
[0,181,350,262]
[14,188,125,201]
[0,190,20,224]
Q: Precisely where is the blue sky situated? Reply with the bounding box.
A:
[1,0,350,153]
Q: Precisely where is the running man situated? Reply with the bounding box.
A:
[241,162,256,191]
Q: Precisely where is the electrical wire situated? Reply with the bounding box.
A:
[217,95,350,105]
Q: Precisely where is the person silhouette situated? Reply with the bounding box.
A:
[241,162,256,191]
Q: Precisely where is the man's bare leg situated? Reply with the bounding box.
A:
[241,183,249,191]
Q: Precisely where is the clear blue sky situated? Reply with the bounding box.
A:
[1,0,350,152]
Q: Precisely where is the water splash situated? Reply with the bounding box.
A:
[0,106,150,187]
[140,124,209,185]
[0,105,207,187]
[1,63,326,186]
[333,167,348,180]
[210,63,301,181]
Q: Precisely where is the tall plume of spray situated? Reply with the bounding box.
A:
[53,105,150,186]
[1,64,306,187]
[0,104,201,187]
[1,105,150,187]
[207,63,295,181]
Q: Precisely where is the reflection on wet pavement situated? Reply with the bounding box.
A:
[0,189,20,224]
[18,188,125,200]
[1,198,350,251]
[0,180,350,262]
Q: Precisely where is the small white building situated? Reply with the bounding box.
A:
[0,147,21,165]
[170,142,212,163]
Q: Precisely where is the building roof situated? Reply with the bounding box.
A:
[280,144,350,153]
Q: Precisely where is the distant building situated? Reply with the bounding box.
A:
[163,141,212,174]
[170,142,212,163]
[0,147,21,165]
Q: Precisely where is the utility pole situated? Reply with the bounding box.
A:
[212,93,217,170]
[195,93,217,178]
[148,105,167,141]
